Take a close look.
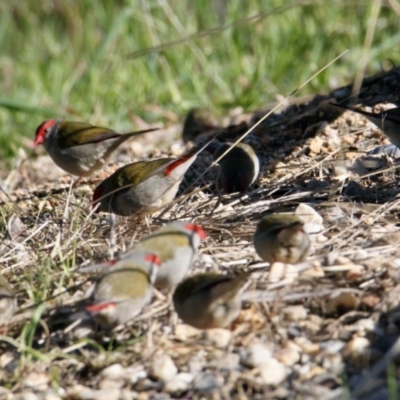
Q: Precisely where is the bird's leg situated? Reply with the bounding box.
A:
[108,213,117,259]
[71,176,82,188]
[209,164,222,216]
[99,158,112,174]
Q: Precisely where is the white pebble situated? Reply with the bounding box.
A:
[242,343,272,368]
[320,340,346,354]
[174,324,201,340]
[164,372,194,393]
[282,305,308,321]
[23,372,49,391]
[205,328,232,348]
[259,358,288,386]
[13,393,40,400]
[100,364,125,380]
[150,353,178,382]
[125,366,147,384]
[295,204,323,226]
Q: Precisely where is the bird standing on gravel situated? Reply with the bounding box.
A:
[126,221,207,289]
[331,103,400,148]
[34,118,158,178]
[81,222,207,290]
[253,214,310,264]
[0,275,17,326]
[85,252,161,328]
[173,272,251,329]
[206,141,260,194]
[92,151,197,216]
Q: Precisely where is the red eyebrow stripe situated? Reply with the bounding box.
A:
[184,223,207,238]
[145,254,161,265]
[164,154,192,176]
[86,302,116,312]
[34,119,57,145]
[92,185,103,203]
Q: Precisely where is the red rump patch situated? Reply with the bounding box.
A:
[34,119,57,146]
[164,154,193,176]
[92,185,103,212]
[86,302,116,312]
[145,254,162,266]
[104,259,118,267]
[184,223,207,238]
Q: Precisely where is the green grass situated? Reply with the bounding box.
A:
[1,0,400,159]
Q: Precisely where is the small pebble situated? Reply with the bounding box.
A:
[164,372,193,393]
[320,340,346,355]
[44,392,62,400]
[150,353,178,382]
[124,366,147,384]
[210,353,240,371]
[100,364,125,380]
[99,380,124,390]
[205,328,232,348]
[275,345,301,367]
[174,324,201,340]
[316,234,328,243]
[13,393,40,400]
[295,203,324,227]
[242,343,272,368]
[23,372,50,391]
[294,337,320,356]
[282,305,308,321]
[193,372,222,392]
[258,358,288,386]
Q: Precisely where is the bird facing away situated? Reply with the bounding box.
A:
[254,213,310,264]
[173,271,251,329]
[182,107,221,144]
[206,141,260,193]
[34,118,158,177]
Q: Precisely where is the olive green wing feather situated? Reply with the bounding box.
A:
[57,121,119,149]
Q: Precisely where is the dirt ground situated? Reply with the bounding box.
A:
[2,67,400,400]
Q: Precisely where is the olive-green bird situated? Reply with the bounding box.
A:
[92,152,197,216]
[206,141,260,193]
[34,118,158,177]
[182,107,221,144]
[173,272,251,329]
[254,214,310,264]
[85,251,161,328]
[81,221,207,290]
[127,221,207,289]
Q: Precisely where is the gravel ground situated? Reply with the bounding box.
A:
[2,67,400,400]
